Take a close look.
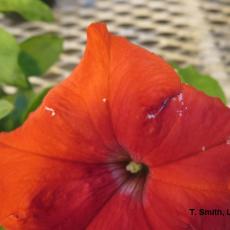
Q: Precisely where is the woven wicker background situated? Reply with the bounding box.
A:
[1,0,230,102]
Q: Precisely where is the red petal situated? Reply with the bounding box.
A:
[144,84,230,165]
[0,23,180,163]
[0,144,129,229]
[144,180,230,229]
[0,23,126,229]
[142,85,230,229]
[1,22,229,229]
[109,34,181,161]
[87,177,151,230]
[0,23,123,163]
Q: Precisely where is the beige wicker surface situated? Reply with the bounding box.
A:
[0,0,229,102]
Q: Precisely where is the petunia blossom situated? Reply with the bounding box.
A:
[0,23,230,230]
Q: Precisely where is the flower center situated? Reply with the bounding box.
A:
[126,161,144,174]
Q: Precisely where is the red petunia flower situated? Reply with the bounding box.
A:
[0,23,230,230]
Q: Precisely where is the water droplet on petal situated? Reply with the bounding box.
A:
[45,106,56,117]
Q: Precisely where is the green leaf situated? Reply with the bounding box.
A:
[0,87,50,131]
[19,33,63,77]
[0,226,5,230]
[0,0,54,22]
[0,28,29,88]
[176,66,227,104]
[0,87,6,97]
[0,90,35,131]
[0,99,14,120]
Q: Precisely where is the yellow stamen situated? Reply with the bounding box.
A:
[126,161,143,174]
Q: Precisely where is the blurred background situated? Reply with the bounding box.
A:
[0,0,229,131]
[1,0,229,90]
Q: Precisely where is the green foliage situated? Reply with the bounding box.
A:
[22,86,51,121]
[0,0,54,22]
[0,1,62,131]
[175,66,227,104]
[0,90,35,131]
[0,88,50,131]
[0,226,5,230]
[0,88,6,97]
[0,99,14,120]
[0,28,63,131]
[0,28,29,88]
[19,34,64,76]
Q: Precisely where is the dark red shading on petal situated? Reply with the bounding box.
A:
[0,144,129,230]
[87,175,151,230]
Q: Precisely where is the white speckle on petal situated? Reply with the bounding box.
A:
[174,93,189,117]
[102,98,107,103]
[177,93,183,102]
[177,93,185,106]
[45,106,56,117]
[201,146,206,152]
[147,98,169,120]
[176,109,183,117]
[147,113,156,120]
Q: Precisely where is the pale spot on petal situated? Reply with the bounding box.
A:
[177,93,183,102]
[147,113,156,120]
[102,97,107,103]
[45,106,56,117]
[201,146,206,152]
[226,137,230,145]
[176,109,183,117]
